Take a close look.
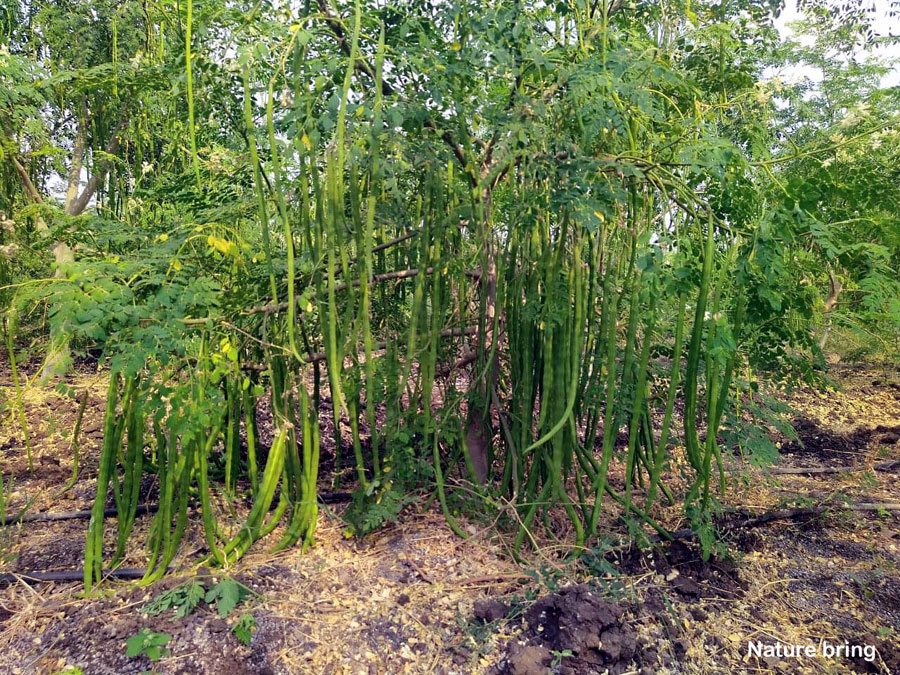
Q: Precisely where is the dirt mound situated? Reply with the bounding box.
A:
[848,634,900,674]
[495,584,640,675]
[616,539,746,600]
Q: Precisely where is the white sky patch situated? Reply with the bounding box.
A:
[771,0,900,87]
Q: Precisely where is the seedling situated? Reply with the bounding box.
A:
[125,628,171,661]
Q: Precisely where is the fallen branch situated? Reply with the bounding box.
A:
[371,229,419,254]
[664,501,900,542]
[244,267,481,316]
[241,326,478,369]
[733,460,900,476]
[244,267,431,316]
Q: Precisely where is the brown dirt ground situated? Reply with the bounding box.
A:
[0,362,898,674]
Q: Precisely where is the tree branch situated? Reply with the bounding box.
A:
[64,97,88,213]
[11,156,44,205]
[65,112,129,216]
[315,0,472,183]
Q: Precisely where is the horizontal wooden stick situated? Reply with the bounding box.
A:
[241,325,478,369]
[244,267,481,316]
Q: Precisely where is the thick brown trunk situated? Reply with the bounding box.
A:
[464,189,499,483]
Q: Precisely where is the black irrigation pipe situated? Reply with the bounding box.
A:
[0,492,355,586]
[0,567,152,585]
[0,493,353,527]
[1,504,159,527]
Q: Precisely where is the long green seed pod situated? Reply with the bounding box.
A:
[84,375,120,590]
[624,296,657,513]
[266,78,304,364]
[335,0,362,174]
[225,426,287,560]
[323,153,348,484]
[684,215,715,472]
[143,421,176,582]
[646,294,686,511]
[199,423,224,564]
[242,68,277,301]
[242,383,260,494]
[523,231,583,456]
[114,394,144,564]
[142,421,195,585]
[588,263,621,536]
[185,0,200,187]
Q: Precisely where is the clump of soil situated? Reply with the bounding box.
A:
[495,584,639,675]
[616,539,746,600]
[474,598,511,623]
[848,633,900,674]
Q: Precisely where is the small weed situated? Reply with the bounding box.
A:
[525,564,565,592]
[205,577,252,618]
[551,649,573,667]
[141,576,254,621]
[232,612,258,646]
[125,628,171,661]
[142,581,205,619]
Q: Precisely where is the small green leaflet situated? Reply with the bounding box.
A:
[232,613,258,646]
[125,628,171,661]
[205,578,251,618]
[142,581,205,619]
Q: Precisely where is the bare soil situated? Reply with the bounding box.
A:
[0,362,898,674]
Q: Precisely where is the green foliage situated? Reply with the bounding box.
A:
[140,577,256,647]
[204,578,252,619]
[580,539,631,599]
[524,565,566,593]
[231,613,258,646]
[343,483,410,537]
[720,385,799,469]
[551,649,574,667]
[142,581,206,620]
[125,628,171,661]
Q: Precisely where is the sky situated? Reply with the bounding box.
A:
[772,0,900,87]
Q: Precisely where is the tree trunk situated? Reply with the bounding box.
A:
[11,107,127,383]
[37,105,88,383]
[818,270,842,352]
[464,189,499,483]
